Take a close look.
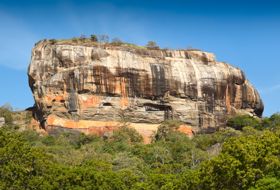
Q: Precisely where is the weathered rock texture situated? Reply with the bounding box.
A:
[28,40,263,141]
[0,117,5,127]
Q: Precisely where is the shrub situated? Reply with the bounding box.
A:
[42,135,56,146]
[97,34,109,43]
[90,34,98,42]
[263,113,280,130]
[146,41,160,49]
[71,37,79,43]
[79,34,87,41]
[0,129,51,189]
[153,120,182,141]
[193,129,240,151]
[251,176,280,190]
[111,38,123,45]
[197,130,280,189]
[227,115,261,130]
[111,126,143,143]
[0,105,13,124]
[49,39,57,44]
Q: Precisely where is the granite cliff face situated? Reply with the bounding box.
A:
[28,40,263,142]
[0,117,5,127]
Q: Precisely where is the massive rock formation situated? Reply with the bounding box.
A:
[28,39,263,141]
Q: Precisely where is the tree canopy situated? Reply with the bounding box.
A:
[0,113,280,189]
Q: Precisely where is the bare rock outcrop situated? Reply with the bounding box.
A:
[28,40,263,142]
[0,117,5,127]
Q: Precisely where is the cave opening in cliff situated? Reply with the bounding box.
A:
[102,102,112,106]
[143,103,173,120]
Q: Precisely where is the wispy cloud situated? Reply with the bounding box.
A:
[0,3,151,71]
[259,84,280,94]
[58,1,150,44]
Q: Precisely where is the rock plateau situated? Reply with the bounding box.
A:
[28,39,263,142]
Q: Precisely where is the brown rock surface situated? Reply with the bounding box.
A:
[28,40,263,140]
[0,117,5,127]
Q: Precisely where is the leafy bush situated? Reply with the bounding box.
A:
[146,41,160,49]
[0,112,280,189]
[153,120,183,141]
[0,129,51,189]
[227,115,261,130]
[111,126,143,143]
[196,130,280,189]
[251,176,280,190]
[262,113,280,130]
[79,34,87,42]
[49,39,57,44]
[0,105,13,124]
[90,34,98,42]
[71,37,79,43]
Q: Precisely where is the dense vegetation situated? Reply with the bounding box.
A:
[1,107,280,189]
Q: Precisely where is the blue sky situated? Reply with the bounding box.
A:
[0,0,279,116]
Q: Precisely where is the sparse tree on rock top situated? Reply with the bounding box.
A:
[79,34,87,41]
[111,38,123,45]
[146,41,159,49]
[90,34,98,42]
[97,34,109,43]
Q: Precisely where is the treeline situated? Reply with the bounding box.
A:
[48,34,160,50]
[0,108,280,189]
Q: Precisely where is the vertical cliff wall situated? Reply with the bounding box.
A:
[28,40,263,141]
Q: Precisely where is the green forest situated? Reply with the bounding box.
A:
[1,107,280,190]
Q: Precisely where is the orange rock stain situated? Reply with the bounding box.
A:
[46,115,194,144]
[177,124,194,138]
[79,95,101,110]
[44,94,66,104]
